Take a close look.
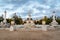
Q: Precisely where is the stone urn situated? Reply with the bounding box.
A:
[42,21,46,25]
[10,21,15,31]
[11,21,15,25]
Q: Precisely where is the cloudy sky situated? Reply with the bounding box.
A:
[0,0,60,19]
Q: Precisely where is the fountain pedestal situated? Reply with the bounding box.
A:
[24,12,35,30]
[42,21,47,31]
[50,11,58,27]
[50,20,58,26]
[50,11,58,30]
[42,25,47,31]
[10,21,15,31]
[24,20,35,29]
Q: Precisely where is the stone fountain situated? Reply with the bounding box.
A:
[0,11,7,28]
[50,11,58,29]
[24,12,35,29]
[50,11,58,26]
[3,11,7,25]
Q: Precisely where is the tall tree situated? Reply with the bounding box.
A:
[0,15,4,22]
[12,13,23,25]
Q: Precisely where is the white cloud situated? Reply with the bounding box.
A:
[54,3,60,10]
[15,7,24,13]
[32,8,40,14]
[0,4,15,18]
[32,2,50,10]
[1,0,59,19]
[4,4,14,9]
[42,10,46,14]
[13,1,50,18]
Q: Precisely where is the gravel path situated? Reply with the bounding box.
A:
[0,30,60,40]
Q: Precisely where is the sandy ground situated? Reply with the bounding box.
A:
[0,29,60,40]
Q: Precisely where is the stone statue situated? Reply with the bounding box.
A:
[50,11,58,26]
[24,11,35,29]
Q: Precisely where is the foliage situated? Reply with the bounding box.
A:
[0,14,60,25]
[0,16,4,22]
[12,14,23,25]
